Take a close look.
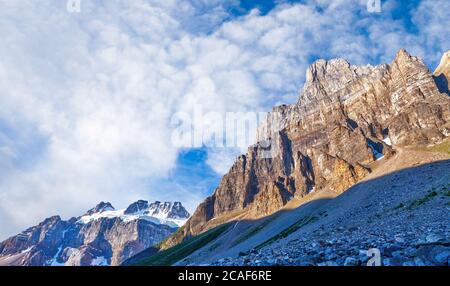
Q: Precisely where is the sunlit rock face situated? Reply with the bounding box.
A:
[434,50,450,93]
[164,49,450,247]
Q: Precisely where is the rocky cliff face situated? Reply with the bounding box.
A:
[0,201,190,266]
[434,51,450,93]
[164,49,450,248]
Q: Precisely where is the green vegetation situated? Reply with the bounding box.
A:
[443,184,450,197]
[319,210,328,217]
[133,223,230,266]
[255,215,319,250]
[419,140,450,155]
[393,202,405,210]
[407,190,438,210]
[231,225,264,247]
[390,184,449,213]
[231,216,278,247]
[207,242,220,252]
[155,225,185,249]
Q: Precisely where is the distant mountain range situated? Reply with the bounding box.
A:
[0,201,190,266]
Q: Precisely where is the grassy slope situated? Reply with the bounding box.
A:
[255,215,319,250]
[419,139,450,155]
[132,223,230,266]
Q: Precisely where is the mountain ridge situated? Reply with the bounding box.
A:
[0,200,190,266]
[153,48,450,262]
[434,50,450,94]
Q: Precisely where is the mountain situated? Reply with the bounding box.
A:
[205,151,450,266]
[0,201,190,266]
[434,51,450,93]
[130,49,450,266]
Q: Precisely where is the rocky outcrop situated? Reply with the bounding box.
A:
[124,200,149,214]
[210,156,450,266]
[148,201,191,219]
[434,50,450,94]
[164,49,450,247]
[0,201,190,266]
[84,202,114,216]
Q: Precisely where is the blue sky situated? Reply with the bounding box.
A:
[0,0,449,240]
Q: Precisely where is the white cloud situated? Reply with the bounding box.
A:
[206,148,242,175]
[0,0,449,240]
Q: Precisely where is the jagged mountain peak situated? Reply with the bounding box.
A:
[299,52,394,106]
[84,202,115,216]
[391,48,427,71]
[169,201,191,219]
[40,215,62,225]
[437,50,450,70]
[305,58,351,82]
[147,201,190,220]
[123,200,190,220]
[303,48,419,90]
[124,200,149,214]
[395,48,413,61]
[434,50,450,92]
[78,200,190,227]
[438,51,450,70]
[259,48,430,143]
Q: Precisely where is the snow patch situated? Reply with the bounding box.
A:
[21,246,34,254]
[371,147,384,160]
[47,226,72,266]
[91,256,108,266]
[78,209,186,228]
[50,245,65,266]
[367,139,385,161]
[382,137,392,146]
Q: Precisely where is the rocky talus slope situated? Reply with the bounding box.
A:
[161,49,450,251]
[205,148,449,266]
[0,201,189,266]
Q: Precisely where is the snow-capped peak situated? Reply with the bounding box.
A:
[77,200,190,228]
[147,201,190,220]
[83,202,115,216]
